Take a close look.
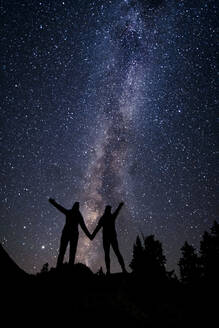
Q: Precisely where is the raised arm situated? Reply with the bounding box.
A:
[113,202,124,219]
[49,198,67,215]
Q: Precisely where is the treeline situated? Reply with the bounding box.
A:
[38,220,219,286]
[22,220,219,327]
[3,221,218,328]
[130,220,219,285]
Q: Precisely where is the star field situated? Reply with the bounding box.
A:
[0,0,218,274]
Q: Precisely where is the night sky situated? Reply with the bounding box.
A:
[1,0,218,275]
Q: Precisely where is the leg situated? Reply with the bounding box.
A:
[111,237,127,273]
[57,233,69,268]
[69,233,79,265]
[103,237,111,274]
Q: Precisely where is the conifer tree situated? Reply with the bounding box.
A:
[129,235,144,273]
[130,234,167,280]
[178,242,200,284]
[200,221,219,280]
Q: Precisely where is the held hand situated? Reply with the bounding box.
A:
[89,233,93,241]
[90,232,95,241]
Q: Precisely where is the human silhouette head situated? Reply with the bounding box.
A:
[105,205,111,214]
[72,202,79,210]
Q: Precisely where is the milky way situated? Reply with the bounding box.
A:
[1,0,218,274]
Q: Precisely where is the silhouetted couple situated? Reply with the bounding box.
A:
[49,198,127,274]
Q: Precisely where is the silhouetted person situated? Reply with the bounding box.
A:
[91,202,127,274]
[49,198,91,268]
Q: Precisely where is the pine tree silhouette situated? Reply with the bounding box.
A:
[129,235,145,274]
[200,220,219,281]
[178,241,201,284]
[129,234,167,280]
[40,262,49,275]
